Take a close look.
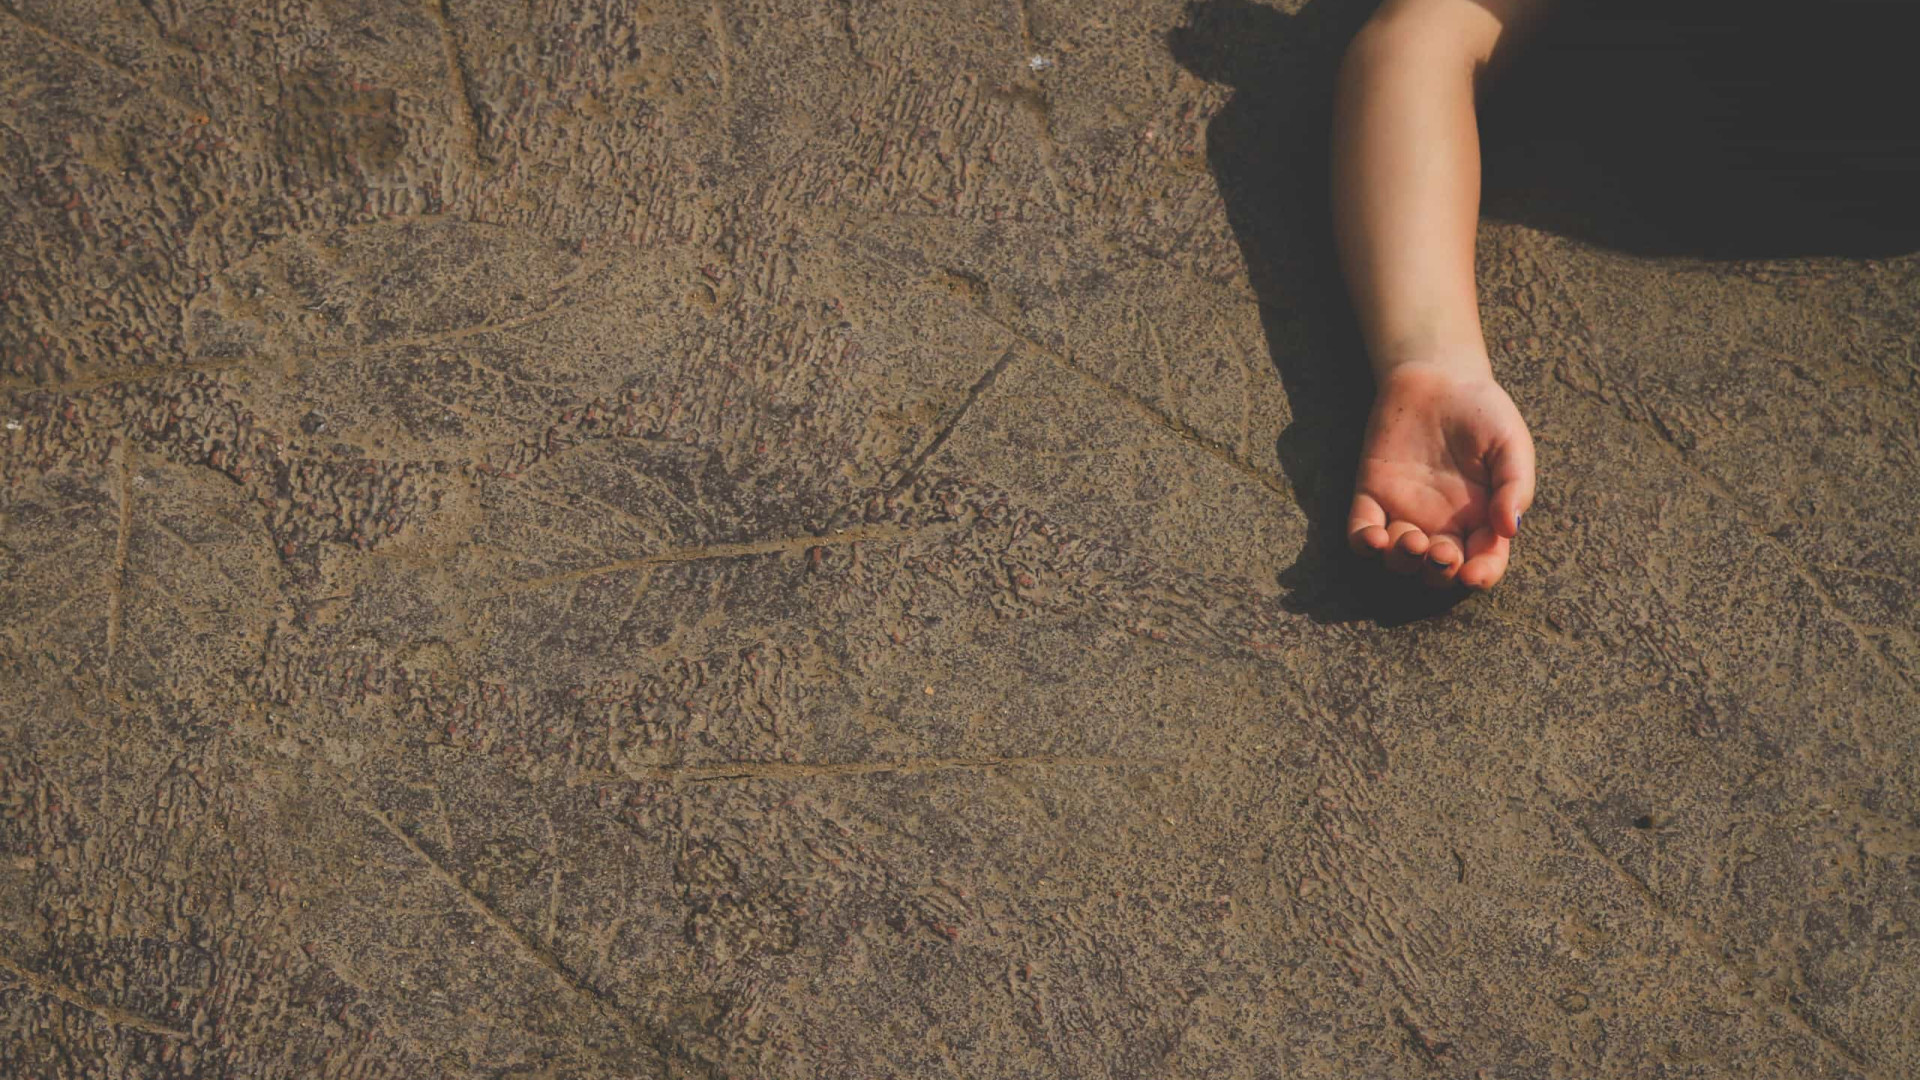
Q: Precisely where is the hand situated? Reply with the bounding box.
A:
[1347,361,1536,589]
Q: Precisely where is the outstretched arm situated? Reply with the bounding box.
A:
[1330,0,1552,589]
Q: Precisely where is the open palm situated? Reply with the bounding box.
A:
[1348,364,1535,589]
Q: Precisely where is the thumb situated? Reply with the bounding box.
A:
[1489,429,1536,539]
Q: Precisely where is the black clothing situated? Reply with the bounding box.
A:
[1477,0,1920,257]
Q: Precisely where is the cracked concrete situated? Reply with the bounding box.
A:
[3,0,1919,1077]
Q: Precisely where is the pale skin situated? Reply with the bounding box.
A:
[1330,0,1555,589]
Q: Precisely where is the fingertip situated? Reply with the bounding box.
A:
[1422,554,1461,589]
[1491,499,1525,540]
[1459,527,1509,590]
[1423,536,1464,583]
[1348,525,1389,557]
[1458,551,1508,590]
[1348,493,1387,543]
[1491,433,1537,534]
[1382,525,1428,575]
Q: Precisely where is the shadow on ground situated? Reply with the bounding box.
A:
[1170,0,1920,627]
[1170,0,1463,629]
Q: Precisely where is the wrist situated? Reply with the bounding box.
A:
[1371,345,1496,385]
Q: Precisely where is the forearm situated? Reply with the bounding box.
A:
[1330,16,1498,381]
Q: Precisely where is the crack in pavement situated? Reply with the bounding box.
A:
[485,521,949,596]
[0,950,191,1041]
[597,753,1179,785]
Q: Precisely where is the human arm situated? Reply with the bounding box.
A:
[1329,0,1553,588]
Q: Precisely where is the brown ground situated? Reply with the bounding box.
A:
[4,1,1919,1077]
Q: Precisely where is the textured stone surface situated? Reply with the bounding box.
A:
[3,1,1918,1077]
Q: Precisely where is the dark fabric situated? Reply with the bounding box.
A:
[1476,0,1920,256]
[1523,1,1916,158]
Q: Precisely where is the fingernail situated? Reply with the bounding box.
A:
[1426,553,1452,568]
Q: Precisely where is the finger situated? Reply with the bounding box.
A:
[1422,534,1465,587]
[1348,493,1389,556]
[1489,428,1537,539]
[1383,523,1429,575]
[1457,525,1511,590]
[1350,525,1391,557]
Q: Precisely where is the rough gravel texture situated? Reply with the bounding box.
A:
[3,1,1918,1078]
